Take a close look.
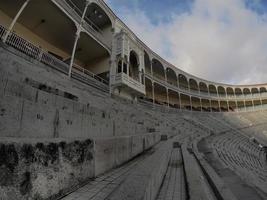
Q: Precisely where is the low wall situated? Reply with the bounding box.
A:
[0,132,160,200]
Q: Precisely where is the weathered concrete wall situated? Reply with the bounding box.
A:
[94,132,161,176]
[0,138,94,200]
[0,45,178,199]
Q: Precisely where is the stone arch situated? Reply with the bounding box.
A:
[191,97,201,111]
[243,88,251,96]
[201,99,211,112]
[226,87,235,97]
[235,88,243,97]
[86,2,113,32]
[218,86,226,97]
[251,88,259,97]
[180,94,191,110]
[189,79,199,93]
[168,89,180,108]
[129,50,139,81]
[209,84,217,96]
[211,100,220,112]
[199,82,208,94]
[220,101,228,112]
[166,68,177,86]
[152,59,165,81]
[253,100,261,110]
[237,101,246,111]
[178,74,189,90]
[260,87,267,94]
[228,101,237,112]
[245,100,253,111]
[154,83,167,105]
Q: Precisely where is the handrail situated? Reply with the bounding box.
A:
[72,64,109,85]
[0,24,109,88]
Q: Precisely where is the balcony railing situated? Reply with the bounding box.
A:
[113,73,146,95]
[52,0,111,50]
[0,25,109,91]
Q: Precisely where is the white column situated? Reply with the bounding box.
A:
[68,0,91,77]
[2,0,31,42]
[152,82,155,104]
[166,89,169,107]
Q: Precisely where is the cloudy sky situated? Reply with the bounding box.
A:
[105,0,267,85]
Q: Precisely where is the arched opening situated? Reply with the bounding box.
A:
[237,101,246,112]
[144,78,153,102]
[228,101,237,112]
[211,100,220,112]
[235,88,243,98]
[245,100,253,111]
[191,97,201,111]
[180,94,191,110]
[201,99,211,112]
[76,32,110,81]
[243,88,251,97]
[129,51,139,81]
[251,88,259,98]
[154,83,167,105]
[189,79,199,93]
[253,100,261,110]
[220,101,228,112]
[262,99,267,109]
[168,89,180,109]
[226,87,235,98]
[199,82,208,95]
[152,59,165,81]
[209,85,217,96]
[218,86,226,97]
[86,2,113,43]
[144,51,151,75]
[166,68,177,86]
[179,74,189,90]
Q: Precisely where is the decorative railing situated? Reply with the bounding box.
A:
[53,0,111,50]
[114,73,146,94]
[0,25,109,89]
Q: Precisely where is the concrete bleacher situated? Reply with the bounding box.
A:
[2,43,267,200]
[208,131,267,195]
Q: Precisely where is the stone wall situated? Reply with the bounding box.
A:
[0,45,173,199]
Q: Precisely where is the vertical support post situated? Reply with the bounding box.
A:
[200,98,203,112]
[164,68,167,83]
[69,0,90,77]
[152,82,155,104]
[2,0,31,42]
[210,100,212,112]
[178,93,181,110]
[166,88,169,107]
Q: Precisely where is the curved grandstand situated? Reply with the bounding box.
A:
[0,0,266,200]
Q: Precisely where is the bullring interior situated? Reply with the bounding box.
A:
[0,0,267,200]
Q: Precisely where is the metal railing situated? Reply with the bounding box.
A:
[0,24,109,88]
[1,25,69,73]
[72,64,109,85]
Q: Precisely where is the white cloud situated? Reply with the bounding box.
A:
[110,0,267,85]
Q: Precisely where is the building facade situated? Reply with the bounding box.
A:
[1,0,267,112]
